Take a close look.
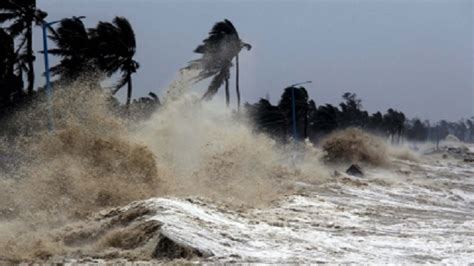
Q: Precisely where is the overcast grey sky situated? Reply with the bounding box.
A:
[34,0,473,121]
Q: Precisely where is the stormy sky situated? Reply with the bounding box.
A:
[34,0,473,121]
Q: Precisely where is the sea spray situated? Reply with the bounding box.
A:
[163,68,200,103]
[0,83,163,261]
[132,92,331,204]
[0,76,330,261]
[321,127,419,166]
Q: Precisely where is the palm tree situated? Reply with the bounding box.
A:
[186,19,251,108]
[90,17,139,108]
[46,17,96,82]
[0,0,47,94]
[0,29,19,103]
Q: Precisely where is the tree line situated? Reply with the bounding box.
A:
[1,1,472,145]
[245,87,474,144]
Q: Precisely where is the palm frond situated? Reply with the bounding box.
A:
[52,17,89,52]
[7,19,25,37]
[44,48,71,56]
[111,74,128,95]
[14,34,27,55]
[202,67,229,100]
[49,64,64,76]
[112,16,136,53]
[0,12,16,22]
[90,16,138,90]
[46,17,95,79]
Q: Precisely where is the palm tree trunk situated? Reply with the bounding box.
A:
[126,71,132,108]
[225,78,229,107]
[236,54,240,111]
[26,21,34,94]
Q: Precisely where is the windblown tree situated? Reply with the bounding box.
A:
[47,17,97,82]
[313,104,340,134]
[91,16,139,108]
[246,98,288,140]
[0,0,47,94]
[383,108,406,144]
[186,19,251,108]
[338,92,369,128]
[0,28,23,110]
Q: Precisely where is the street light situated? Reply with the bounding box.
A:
[6,1,85,131]
[288,81,312,141]
[41,16,85,131]
[42,20,61,131]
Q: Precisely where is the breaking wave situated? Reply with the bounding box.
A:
[0,73,330,261]
[321,127,419,166]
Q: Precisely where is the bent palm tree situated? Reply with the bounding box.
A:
[91,17,139,108]
[46,17,96,81]
[0,0,47,94]
[186,19,251,108]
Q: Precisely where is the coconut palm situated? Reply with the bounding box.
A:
[0,0,47,94]
[46,17,96,81]
[90,16,139,108]
[186,19,251,108]
[0,28,25,113]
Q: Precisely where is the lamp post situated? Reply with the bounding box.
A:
[5,1,84,131]
[288,81,312,141]
[42,20,61,131]
[41,16,85,131]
